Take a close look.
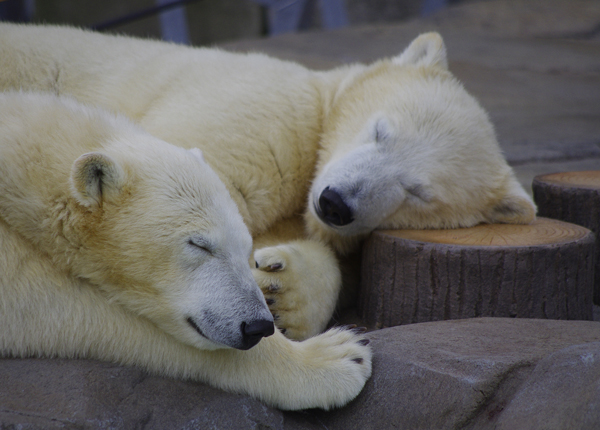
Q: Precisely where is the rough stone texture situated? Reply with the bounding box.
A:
[493,341,600,430]
[420,0,600,39]
[310,318,600,430]
[2,319,600,429]
[513,159,600,197]
[0,358,285,429]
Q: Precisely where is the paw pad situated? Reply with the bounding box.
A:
[264,263,283,272]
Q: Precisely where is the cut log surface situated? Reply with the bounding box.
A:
[359,218,595,329]
[533,171,600,304]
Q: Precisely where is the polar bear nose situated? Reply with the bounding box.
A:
[318,187,354,226]
[240,319,275,350]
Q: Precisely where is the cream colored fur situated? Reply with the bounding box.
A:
[0,92,371,410]
[0,24,536,341]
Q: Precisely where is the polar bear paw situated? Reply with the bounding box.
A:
[252,241,342,341]
[290,326,372,410]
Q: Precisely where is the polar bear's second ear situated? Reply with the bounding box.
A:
[70,152,126,208]
[392,32,448,70]
[189,147,205,163]
[486,178,537,225]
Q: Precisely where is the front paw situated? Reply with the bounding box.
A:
[252,241,341,341]
[294,326,373,410]
[252,245,305,339]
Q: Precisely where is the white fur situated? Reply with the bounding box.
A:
[0,92,371,410]
[0,24,536,342]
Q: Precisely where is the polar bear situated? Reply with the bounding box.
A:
[0,24,536,340]
[0,91,371,411]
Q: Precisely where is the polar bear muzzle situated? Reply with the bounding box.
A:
[240,320,275,350]
[316,186,354,227]
[187,314,274,350]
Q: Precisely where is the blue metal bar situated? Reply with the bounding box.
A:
[156,0,190,44]
[420,0,448,17]
[249,0,348,35]
[90,0,202,32]
[318,0,348,30]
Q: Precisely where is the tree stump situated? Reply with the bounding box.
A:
[359,218,595,329]
[533,171,600,304]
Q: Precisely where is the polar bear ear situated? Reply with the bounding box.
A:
[70,152,126,208]
[486,178,537,225]
[392,32,448,70]
[372,117,394,143]
[189,147,205,163]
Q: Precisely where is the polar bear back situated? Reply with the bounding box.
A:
[0,24,323,235]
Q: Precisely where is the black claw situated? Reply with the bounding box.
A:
[352,326,368,334]
[352,358,364,364]
[255,261,259,268]
[280,328,287,335]
[273,314,280,321]
[358,339,370,346]
[266,298,275,306]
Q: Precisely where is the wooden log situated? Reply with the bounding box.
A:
[359,218,595,329]
[533,171,600,304]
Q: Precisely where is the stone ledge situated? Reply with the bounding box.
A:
[2,318,599,429]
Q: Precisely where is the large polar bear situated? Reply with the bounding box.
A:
[0,24,536,340]
[0,91,371,411]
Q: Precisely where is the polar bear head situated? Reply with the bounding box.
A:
[68,140,275,351]
[307,33,536,253]
[1,92,273,351]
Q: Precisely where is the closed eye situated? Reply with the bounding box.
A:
[188,237,213,254]
[405,184,433,203]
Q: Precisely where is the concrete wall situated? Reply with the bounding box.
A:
[28,0,470,46]
[32,0,263,46]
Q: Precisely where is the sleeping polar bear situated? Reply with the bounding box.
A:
[0,24,535,341]
[0,91,371,411]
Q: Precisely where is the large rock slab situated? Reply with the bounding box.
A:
[309,318,600,430]
[0,358,284,429]
[494,341,600,430]
[2,318,600,429]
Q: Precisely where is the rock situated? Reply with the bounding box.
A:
[421,0,600,39]
[308,318,600,430]
[494,341,600,430]
[0,358,285,429]
[2,318,600,429]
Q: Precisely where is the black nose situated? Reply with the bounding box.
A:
[318,187,354,226]
[240,319,275,350]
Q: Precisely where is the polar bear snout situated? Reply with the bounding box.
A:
[316,186,354,227]
[240,319,275,350]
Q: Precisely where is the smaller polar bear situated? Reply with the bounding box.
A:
[0,24,536,341]
[0,91,371,411]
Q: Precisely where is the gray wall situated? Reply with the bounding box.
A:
[29,0,452,46]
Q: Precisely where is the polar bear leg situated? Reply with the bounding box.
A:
[215,327,371,410]
[252,240,341,340]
